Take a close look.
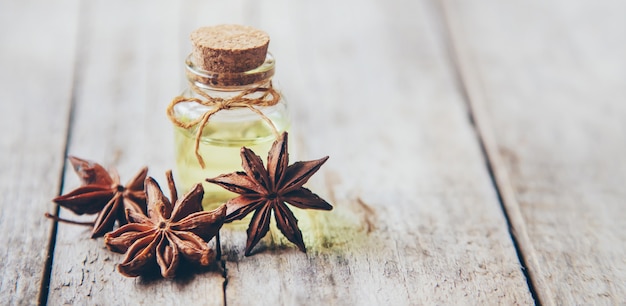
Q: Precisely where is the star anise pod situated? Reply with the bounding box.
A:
[104,171,226,278]
[49,156,148,237]
[206,132,332,256]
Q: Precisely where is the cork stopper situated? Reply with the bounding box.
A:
[190,24,270,73]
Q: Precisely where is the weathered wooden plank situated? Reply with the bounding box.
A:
[0,0,79,304]
[47,1,224,304]
[443,0,626,304]
[196,0,535,304]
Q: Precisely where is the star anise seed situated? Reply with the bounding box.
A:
[104,170,226,278]
[206,132,332,256]
[51,156,148,238]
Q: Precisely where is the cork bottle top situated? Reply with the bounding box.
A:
[190,24,270,73]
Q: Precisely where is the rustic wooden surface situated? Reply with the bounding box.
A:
[0,0,624,305]
[0,0,78,305]
[443,0,626,304]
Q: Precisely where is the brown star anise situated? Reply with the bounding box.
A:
[104,171,226,278]
[206,132,332,256]
[50,156,147,237]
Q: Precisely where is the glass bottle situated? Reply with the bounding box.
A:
[169,25,290,210]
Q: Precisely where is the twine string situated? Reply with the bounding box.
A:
[166,83,281,168]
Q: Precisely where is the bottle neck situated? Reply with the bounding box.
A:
[185,53,275,90]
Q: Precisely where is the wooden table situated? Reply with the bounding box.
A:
[1,0,625,305]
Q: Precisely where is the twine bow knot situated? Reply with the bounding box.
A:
[167,83,281,168]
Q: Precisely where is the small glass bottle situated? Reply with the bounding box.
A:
[168,25,290,210]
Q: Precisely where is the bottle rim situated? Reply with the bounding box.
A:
[185,52,275,89]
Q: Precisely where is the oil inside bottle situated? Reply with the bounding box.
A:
[173,106,290,211]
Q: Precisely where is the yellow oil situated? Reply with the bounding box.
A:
[173,113,290,211]
[172,106,366,255]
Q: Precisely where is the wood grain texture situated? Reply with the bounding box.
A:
[1,0,563,304]
[47,1,224,305]
[0,0,79,304]
[443,0,626,304]
[202,0,534,304]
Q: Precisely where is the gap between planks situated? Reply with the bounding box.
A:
[38,38,79,306]
[433,0,548,304]
[39,59,82,305]
[38,1,91,304]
